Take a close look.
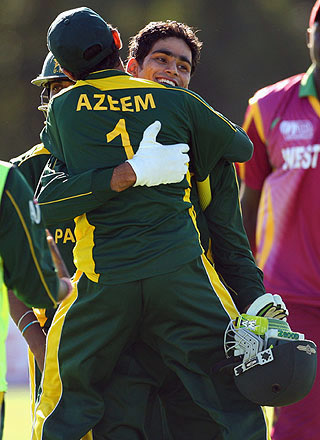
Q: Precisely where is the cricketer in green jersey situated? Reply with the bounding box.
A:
[30,43,191,440]
[30,8,276,438]
[37,21,277,440]
[11,50,189,440]
[33,9,290,440]
[0,160,73,439]
[13,51,183,440]
[9,48,192,440]
[7,54,78,425]
[9,54,76,360]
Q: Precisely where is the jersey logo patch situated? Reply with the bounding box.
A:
[279,120,314,141]
[53,58,62,74]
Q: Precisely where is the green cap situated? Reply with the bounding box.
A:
[47,7,115,77]
[31,52,68,87]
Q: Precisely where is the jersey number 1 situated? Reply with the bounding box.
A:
[106,119,134,159]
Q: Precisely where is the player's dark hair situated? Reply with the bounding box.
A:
[128,20,202,75]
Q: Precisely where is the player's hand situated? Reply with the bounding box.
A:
[246,293,288,320]
[127,120,189,187]
[46,229,73,302]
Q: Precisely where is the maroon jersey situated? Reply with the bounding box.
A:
[239,66,320,306]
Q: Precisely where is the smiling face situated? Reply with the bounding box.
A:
[127,37,192,89]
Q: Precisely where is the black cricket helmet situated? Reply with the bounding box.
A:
[222,314,317,407]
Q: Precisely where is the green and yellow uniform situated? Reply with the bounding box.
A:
[11,144,77,279]
[33,70,268,440]
[11,144,77,330]
[40,159,265,311]
[39,157,268,440]
[41,71,253,284]
[0,161,59,439]
[10,145,79,416]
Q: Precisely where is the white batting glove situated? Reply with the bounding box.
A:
[127,120,189,187]
[246,293,288,320]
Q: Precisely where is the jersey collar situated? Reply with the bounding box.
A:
[299,65,317,98]
[84,69,129,81]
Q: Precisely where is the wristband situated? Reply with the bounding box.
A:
[21,320,40,336]
[17,310,35,330]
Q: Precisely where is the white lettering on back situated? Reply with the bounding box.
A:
[282,145,320,170]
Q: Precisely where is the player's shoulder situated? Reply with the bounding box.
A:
[160,85,217,115]
[249,73,303,106]
[10,144,50,166]
[164,85,206,101]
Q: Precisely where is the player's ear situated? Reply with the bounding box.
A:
[112,29,122,50]
[126,58,139,77]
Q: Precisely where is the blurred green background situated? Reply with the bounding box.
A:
[0,0,316,161]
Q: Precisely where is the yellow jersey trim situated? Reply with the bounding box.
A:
[196,176,212,211]
[32,308,47,327]
[184,169,205,255]
[15,144,50,168]
[28,349,36,418]
[38,192,93,206]
[73,75,166,91]
[308,95,320,117]
[206,238,214,264]
[32,284,78,439]
[200,254,239,320]
[73,214,100,283]
[250,102,266,144]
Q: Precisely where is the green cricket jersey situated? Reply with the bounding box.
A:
[0,161,58,308]
[11,145,77,277]
[190,161,265,311]
[41,69,253,285]
[39,158,265,311]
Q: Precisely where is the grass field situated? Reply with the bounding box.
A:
[4,385,31,439]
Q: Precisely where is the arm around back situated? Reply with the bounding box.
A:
[200,161,265,312]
